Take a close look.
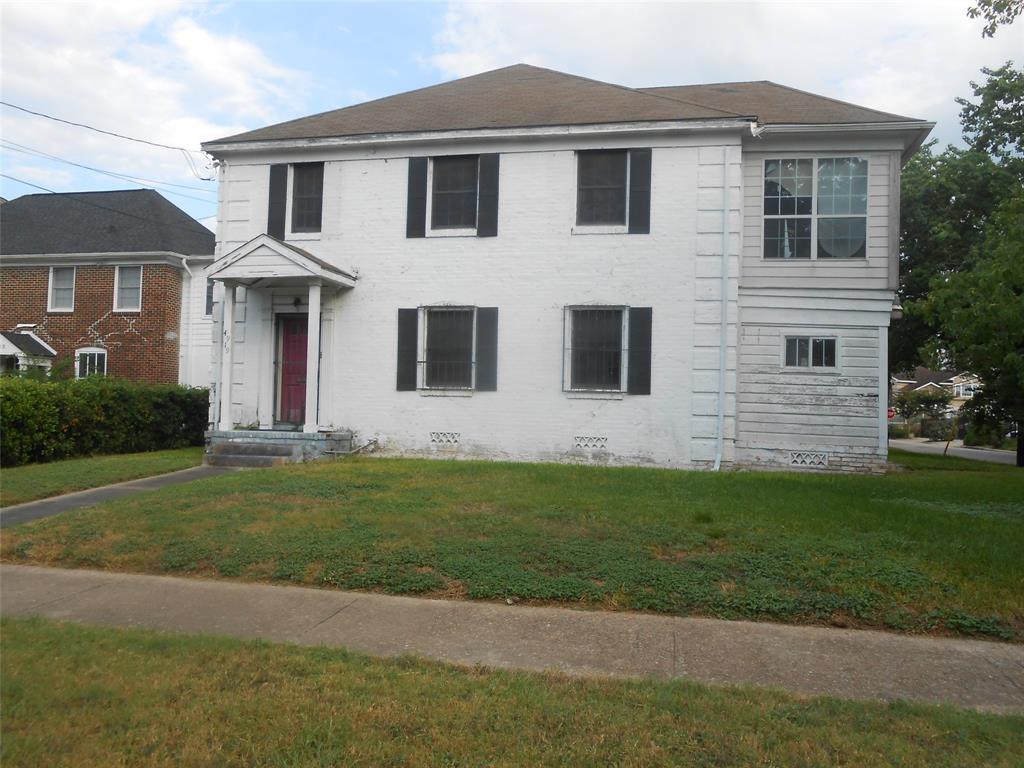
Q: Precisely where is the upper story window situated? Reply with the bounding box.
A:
[784,336,837,368]
[763,157,867,260]
[575,148,651,233]
[48,266,75,312]
[431,155,479,230]
[75,347,107,378]
[563,306,652,394]
[114,265,142,311]
[291,162,324,233]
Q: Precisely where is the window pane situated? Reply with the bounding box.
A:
[817,157,867,217]
[786,337,810,367]
[205,279,215,315]
[764,218,811,259]
[764,157,812,226]
[431,156,478,229]
[577,150,627,225]
[571,308,623,390]
[50,267,74,309]
[812,338,836,367]
[292,162,324,232]
[785,337,799,366]
[425,309,474,388]
[817,217,866,259]
[117,266,142,309]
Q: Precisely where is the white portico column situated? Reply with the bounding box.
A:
[218,282,236,431]
[303,281,321,433]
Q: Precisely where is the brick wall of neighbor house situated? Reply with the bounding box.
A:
[0,264,182,383]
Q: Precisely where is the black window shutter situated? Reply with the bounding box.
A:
[474,307,498,390]
[267,164,288,239]
[396,309,419,390]
[627,307,652,395]
[406,157,428,238]
[477,154,499,237]
[628,149,652,234]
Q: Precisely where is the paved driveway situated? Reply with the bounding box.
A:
[890,438,1018,466]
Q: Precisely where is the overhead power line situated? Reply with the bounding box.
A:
[1,174,217,239]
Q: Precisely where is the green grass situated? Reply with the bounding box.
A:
[0,447,204,507]
[3,449,1022,640]
[2,617,1021,767]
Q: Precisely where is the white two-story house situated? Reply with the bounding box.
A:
[200,64,932,472]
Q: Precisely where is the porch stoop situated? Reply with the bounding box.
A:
[204,430,353,467]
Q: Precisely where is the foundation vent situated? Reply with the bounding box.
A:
[430,431,460,445]
[789,451,828,467]
[574,436,608,450]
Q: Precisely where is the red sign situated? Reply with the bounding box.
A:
[887,408,895,420]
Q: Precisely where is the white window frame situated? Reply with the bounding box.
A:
[113,265,143,312]
[75,346,107,379]
[761,156,869,261]
[417,305,477,393]
[562,305,630,394]
[47,266,76,312]
[425,156,480,238]
[781,335,840,372]
[573,150,631,235]
[285,162,325,241]
[204,278,216,317]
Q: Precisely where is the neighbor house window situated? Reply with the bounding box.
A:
[205,278,215,316]
[75,347,107,378]
[291,162,324,233]
[431,155,479,229]
[114,265,142,311]
[785,336,837,368]
[764,157,867,259]
[424,307,475,388]
[48,266,75,312]
[577,150,628,225]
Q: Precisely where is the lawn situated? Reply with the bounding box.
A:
[2,449,1022,640]
[2,617,1021,767]
[0,447,204,507]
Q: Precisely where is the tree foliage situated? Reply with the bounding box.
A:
[967,0,1023,37]
[956,62,1024,162]
[892,387,954,420]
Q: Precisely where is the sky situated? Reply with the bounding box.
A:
[0,0,1019,229]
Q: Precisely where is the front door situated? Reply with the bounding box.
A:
[277,315,308,425]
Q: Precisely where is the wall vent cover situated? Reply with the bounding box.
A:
[574,436,608,450]
[789,451,828,467]
[430,431,460,445]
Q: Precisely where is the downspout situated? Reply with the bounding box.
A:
[177,255,194,386]
[713,145,731,471]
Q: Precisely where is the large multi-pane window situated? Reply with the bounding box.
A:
[291,162,324,233]
[567,308,625,391]
[424,307,475,388]
[114,265,142,311]
[48,266,75,311]
[785,336,837,368]
[576,150,628,225]
[764,157,867,259]
[431,155,479,229]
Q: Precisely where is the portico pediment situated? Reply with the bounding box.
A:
[209,234,356,288]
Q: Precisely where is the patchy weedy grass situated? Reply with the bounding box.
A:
[2,617,1021,768]
[2,450,1022,639]
[0,448,204,507]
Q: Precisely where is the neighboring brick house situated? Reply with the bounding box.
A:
[200,64,933,472]
[0,189,215,385]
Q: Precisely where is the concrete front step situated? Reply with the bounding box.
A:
[204,429,354,467]
[210,442,296,457]
[205,454,290,468]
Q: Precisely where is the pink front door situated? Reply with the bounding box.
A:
[278,315,308,424]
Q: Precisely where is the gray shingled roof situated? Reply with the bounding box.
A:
[640,81,917,125]
[0,331,55,357]
[206,64,925,148]
[0,189,215,256]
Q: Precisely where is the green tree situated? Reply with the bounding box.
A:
[892,388,954,420]
[924,192,1024,466]
[968,0,1023,37]
[956,62,1024,163]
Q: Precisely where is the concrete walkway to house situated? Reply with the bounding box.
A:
[3,565,1022,714]
[890,438,1018,466]
[0,466,235,529]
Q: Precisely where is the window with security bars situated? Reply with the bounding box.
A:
[785,337,837,368]
[569,308,624,391]
[764,157,867,259]
[115,265,142,311]
[424,308,475,388]
[76,348,107,378]
[431,155,479,229]
[291,162,324,232]
[577,150,627,225]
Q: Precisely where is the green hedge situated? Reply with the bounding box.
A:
[887,423,910,439]
[0,377,209,467]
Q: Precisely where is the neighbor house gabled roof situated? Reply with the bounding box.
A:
[639,81,918,125]
[206,64,928,149]
[0,330,56,357]
[0,189,215,256]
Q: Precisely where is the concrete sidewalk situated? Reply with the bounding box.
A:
[3,565,1022,714]
[0,465,234,529]
[890,438,1018,466]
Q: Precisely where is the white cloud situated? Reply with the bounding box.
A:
[430,0,1022,147]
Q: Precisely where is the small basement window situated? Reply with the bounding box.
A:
[785,336,837,368]
[76,347,107,378]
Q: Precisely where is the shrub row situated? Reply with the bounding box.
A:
[0,377,209,467]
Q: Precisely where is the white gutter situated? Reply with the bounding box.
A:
[0,251,214,267]
[713,145,730,471]
[177,255,194,387]
[754,121,935,164]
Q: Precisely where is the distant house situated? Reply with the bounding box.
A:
[891,367,981,411]
[0,189,215,385]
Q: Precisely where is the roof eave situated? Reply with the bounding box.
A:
[754,121,935,164]
[0,251,213,266]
